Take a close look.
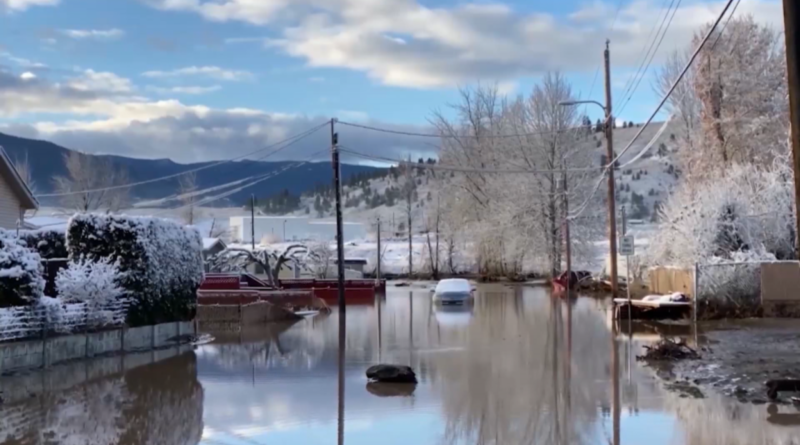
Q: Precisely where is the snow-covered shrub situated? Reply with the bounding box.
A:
[647,163,795,267]
[647,163,794,314]
[56,258,125,328]
[0,229,45,307]
[37,295,64,331]
[66,214,204,326]
[19,228,68,259]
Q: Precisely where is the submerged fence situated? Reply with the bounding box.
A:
[650,260,800,318]
[0,299,129,343]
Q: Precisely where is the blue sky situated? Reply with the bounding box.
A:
[0,0,784,162]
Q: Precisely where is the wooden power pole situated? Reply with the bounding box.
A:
[604,40,619,299]
[331,118,346,313]
[782,0,800,259]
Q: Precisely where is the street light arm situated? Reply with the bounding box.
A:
[559,100,607,112]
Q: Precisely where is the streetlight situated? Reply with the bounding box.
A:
[283,219,287,242]
[560,98,619,299]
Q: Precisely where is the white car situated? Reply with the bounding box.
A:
[433,279,474,305]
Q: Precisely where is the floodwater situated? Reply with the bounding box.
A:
[1,284,799,445]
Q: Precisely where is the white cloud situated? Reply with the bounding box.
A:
[141,66,254,81]
[144,0,784,89]
[67,69,134,94]
[336,110,368,121]
[0,52,47,69]
[20,72,36,80]
[59,28,125,40]
[224,37,269,44]
[147,85,222,95]
[0,0,58,12]
[0,67,435,163]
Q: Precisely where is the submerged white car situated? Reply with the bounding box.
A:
[433,279,474,305]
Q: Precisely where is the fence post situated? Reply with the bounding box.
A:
[41,306,47,369]
[693,262,699,346]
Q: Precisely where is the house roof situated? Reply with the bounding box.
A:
[0,145,38,210]
[203,237,228,251]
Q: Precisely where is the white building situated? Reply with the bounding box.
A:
[229,216,366,243]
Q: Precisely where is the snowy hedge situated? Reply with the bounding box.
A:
[66,214,204,326]
[19,228,68,259]
[0,229,45,307]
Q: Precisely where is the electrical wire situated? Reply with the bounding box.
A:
[568,0,737,219]
[337,146,603,174]
[615,0,673,107]
[133,126,325,208]
[158,149,329,214]
[337,120,582,140]
[617,0,682,116]
[37,121,330,198]
[608,0,735,170]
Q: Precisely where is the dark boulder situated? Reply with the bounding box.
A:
[366,364,417,383]
[366,382,417,397]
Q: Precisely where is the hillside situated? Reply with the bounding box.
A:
[296,122,682,225]
[0,132,385,207]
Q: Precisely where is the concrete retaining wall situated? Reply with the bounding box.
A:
[0,345,193,405]
[0,321,195,374]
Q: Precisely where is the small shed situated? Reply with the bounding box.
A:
[336,258,368,274]
[202,238,228,260]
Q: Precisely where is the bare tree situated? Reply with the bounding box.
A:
[12,153,36,195]
[179,172,200,225]
[208,244,308,287]
[424,195,441,279]
[308,241,335,278]
[657,16,788,178]
[207,217,230,240]
[431,78,599,279]
[53,151,130,213]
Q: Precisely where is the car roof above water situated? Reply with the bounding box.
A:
[435,278,472,294]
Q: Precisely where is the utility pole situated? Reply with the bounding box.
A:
[376,217,382,285]
[782,0,800,259]
[406,155,413,279]
[604,40,619,299]
[563,173,571,293]
[250,194,256,251]
[331,118,346,313]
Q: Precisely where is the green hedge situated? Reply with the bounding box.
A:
[0,229,45,307]
[20,228,68,259]
[66,214,204,326]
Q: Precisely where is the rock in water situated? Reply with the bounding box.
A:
[366,364,417,383]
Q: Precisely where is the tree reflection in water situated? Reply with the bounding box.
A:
[431,290,610,445]
[0,352,203,445]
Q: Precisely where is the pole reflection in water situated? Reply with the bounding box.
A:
[612,306,621,445]
[337,304,346,445]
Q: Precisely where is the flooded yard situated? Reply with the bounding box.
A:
[1,283,799,444]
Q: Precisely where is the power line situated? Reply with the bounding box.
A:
[609,0,736,168]
[582,0,627,116]
[133,127,324,208]
[617,0,682,116]
[155,150,328,215]
[615,0,673,108]
[37,121,329,198]
[337,146,602,174]
[337,120,582,140]
[617,0,682,115]
[569,0,737,219]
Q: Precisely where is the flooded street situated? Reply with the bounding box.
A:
[2,284,799,444]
